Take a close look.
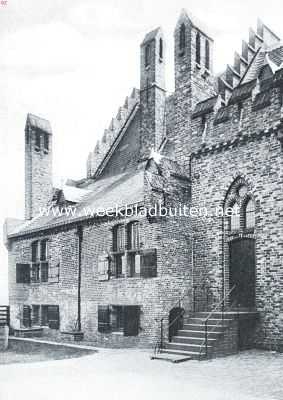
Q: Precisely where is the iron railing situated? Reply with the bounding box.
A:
[0,305,10,327]
[198,284,237,360]
[153,283,212,356]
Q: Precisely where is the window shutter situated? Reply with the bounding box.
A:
[141,249,157,278]
[16,264,30,284]
[121,255,127,276]
[31,241,39,262]
[98,254,109,281]
[124,306,140,336]
[98,305,110,333]
[135,254,141,274]
[48,305,60,330]
[41,262,49,282]
[22,305,31,328]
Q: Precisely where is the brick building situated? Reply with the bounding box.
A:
[3,10,283,358]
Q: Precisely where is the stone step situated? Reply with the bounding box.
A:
[160,348,206,360]
[151,352,192,363]
[172,336,218,345]
[183,323,225,331]
[165,342,212,353]
[190,312,238,319]
[185,317,233,325]
[177,329,222,338]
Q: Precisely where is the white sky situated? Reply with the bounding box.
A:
[0,0,283,303]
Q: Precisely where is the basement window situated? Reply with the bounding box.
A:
[98,305,140,336]
[41,305,60,329]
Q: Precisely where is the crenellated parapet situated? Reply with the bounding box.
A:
[86,88,140,178]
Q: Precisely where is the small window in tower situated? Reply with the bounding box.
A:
[205,39,210,70]
[196,32,201,65]
[43,133,49,152]
[145,44,151,67]
[159,38,163,60]
[35,131,41,151]
[179,24,186,52]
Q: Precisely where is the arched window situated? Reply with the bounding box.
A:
[159,38,163,60]
[196,32,201,65]
[179,23,186,51]
[244,199,255,229]
[205,39,210,70]
[229,203,240,231]
[145,44,151,67]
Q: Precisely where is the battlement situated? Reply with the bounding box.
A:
[87,88,140,178]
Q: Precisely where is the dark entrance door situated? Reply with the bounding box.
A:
[229,239,256,309]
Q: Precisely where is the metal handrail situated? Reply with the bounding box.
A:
[198,284,237,359]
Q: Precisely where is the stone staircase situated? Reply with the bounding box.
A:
[152,311,257,362]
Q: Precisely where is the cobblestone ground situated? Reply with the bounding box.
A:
[0,349,282,400]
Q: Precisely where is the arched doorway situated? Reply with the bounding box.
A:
[224,179,257,310]
[229,238,255,308]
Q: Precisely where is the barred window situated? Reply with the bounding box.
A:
[98,305,140,336]
[244,199,255,229]
[196,32,201,64]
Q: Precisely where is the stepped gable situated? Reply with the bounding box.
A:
[216,19,280,103]
[86,88,140,178]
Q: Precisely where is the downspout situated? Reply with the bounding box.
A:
[76,225,83,332]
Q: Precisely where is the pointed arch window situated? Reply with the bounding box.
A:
[159,38,163,60]
[196,32,201,65]
[244,199,255,229]
[205,39,210,70]
[179,24,186,51]
[229,203,240,231]
[145,44,151,67]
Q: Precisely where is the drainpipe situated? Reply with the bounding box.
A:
[76,225,83,332]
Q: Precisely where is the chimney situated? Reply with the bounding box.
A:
[25,114,53,220]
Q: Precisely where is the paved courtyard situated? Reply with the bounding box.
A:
[0,349,282,400]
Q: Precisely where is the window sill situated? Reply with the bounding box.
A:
[112,331,124,336]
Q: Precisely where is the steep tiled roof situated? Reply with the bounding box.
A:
[26,113,52,134]
[8,168,145,238]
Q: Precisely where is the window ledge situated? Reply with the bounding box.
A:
[112,331,123,336]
